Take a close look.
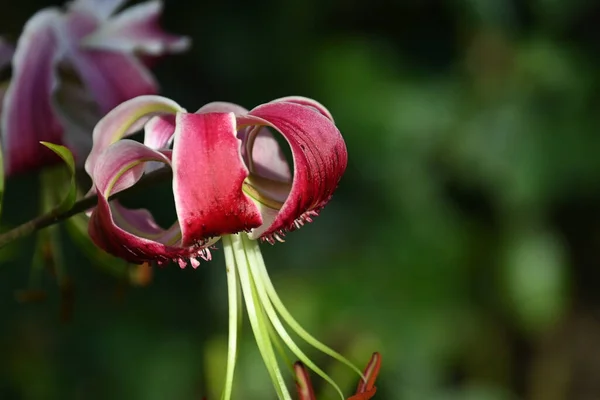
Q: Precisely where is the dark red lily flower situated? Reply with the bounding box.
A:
[85,95,360,400]
[84,95,346,267]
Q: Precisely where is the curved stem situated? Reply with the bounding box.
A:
[0,167,173,248]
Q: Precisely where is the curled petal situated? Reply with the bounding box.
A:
[85,95,183,178]
[54,81,101,165]
[172,112,262,246]
[59,10,157,114]
[240,102,347,239]
[89,140,202,263]
[68,0,128,20]
[0,37,14,70]
[81,0,190,55]
[196,101,248,115]
[271,96,335,122]
[243,126,291,183]
[1,9,65,176]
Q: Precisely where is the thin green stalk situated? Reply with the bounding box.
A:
[232,234,291,400]
[0,167,172,248]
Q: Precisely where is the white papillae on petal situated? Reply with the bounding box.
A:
[68,0,128,20]
[1,9,65,176]
[85,95,183,178]
[81,0,190,55]
[0,37,14,70]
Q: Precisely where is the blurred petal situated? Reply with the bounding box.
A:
[54,81,101,165]
[59,10,157,114]
[239,102,347,239]
[355,353,381,394]
[85,95,183,178]
[294,363,316,400]
[68,0,128,20]
[82,0,190,55]
[89,140,203,264]
[0,37,14,70]
[172,112,262,246]
[1,9,65,176]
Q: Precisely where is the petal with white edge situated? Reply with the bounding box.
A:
[85,95,183,178]
[89,139,207,264]
[68,0,128,20]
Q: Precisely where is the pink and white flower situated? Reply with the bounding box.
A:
[0,0,190,175]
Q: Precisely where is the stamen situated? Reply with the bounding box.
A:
[231,235,292,400]
[249,236,365,381]
[189,257,200,269]
[177,258,187,269]
[220,236,241,400]
[243,235,345,400]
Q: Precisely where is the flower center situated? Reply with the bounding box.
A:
[242,174,291,210]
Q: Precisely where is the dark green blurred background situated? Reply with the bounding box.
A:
[3,0,600,399]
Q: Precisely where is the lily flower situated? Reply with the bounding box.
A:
[0,0,189,176]
[85,95,372,399]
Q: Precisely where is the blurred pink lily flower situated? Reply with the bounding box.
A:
[85,95,371,400]
[0,0,190,176]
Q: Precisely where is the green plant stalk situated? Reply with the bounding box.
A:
[0,167,173,249]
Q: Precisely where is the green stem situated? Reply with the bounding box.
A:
[0,167,173,249]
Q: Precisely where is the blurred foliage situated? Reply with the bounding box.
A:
[3,0,600,399]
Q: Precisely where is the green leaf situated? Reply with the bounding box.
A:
[40,142,76,213]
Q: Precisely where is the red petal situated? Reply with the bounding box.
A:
[240,102,347,239]
[271,96,335,122]
[89,139,205,264]
[171,112,262,246]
